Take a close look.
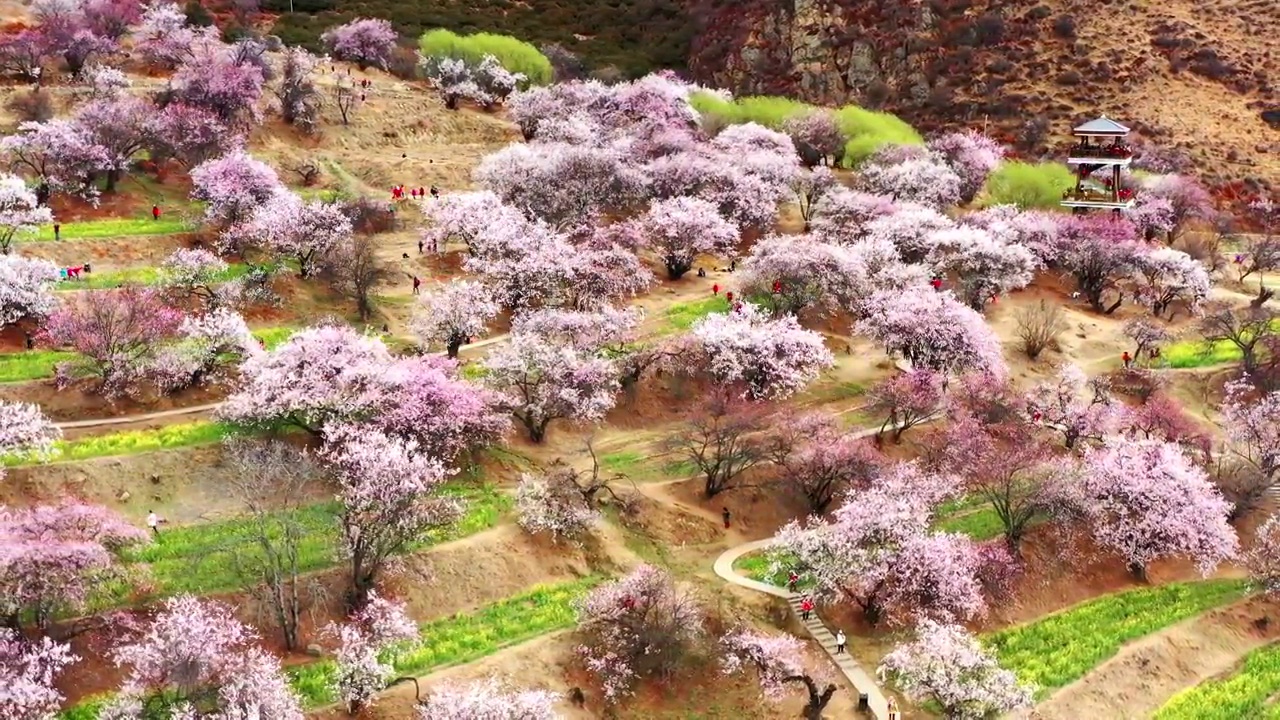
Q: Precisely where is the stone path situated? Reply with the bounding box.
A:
[713,539,890,720]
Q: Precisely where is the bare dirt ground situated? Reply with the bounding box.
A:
[1028,595,1280,719]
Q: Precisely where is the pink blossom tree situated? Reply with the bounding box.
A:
[321,18,397,70]
[0,502,146,633]
[477,141,645,232]
[964,205,1062,265]
[868,369,945,442]
[1070,438,1238,579]
[83,0,142,40]
[147,103,239,170]
[191,150,283,230]
[416,679,559,719]
[925,412,1063,554]
[169,45,266,131]
[1,120,111,203]
[1052,215,1145,314]
[0,629,76,719]
[1025,364,1124,450]
[373,355,510,464]
[857,290,1008,378]
[879,620,1035,719]
[863,202,956,263]
[243,190,353,277]
[1247,515,1280,596]
[0,174,53,254]
[681,302,834,400]
[574,564,705,702]
[1123,317,1172,364]
[664,392,772,498]
[328,592,417,713]
[1125,393,1210,461]
[322,427,462,608]
[859,151,963,209]
[509,306,641,355]
[150,308,259,394]
[104,595,303,718]
[0,401,60,476]
[482,332,619,442]
[1222,380,1280,503]
[791,166,837,230]
[419,190,529,255]
[721,629,838,720]
[644,149,789,233]
[772,462,994,626]
[160,248,233,311]
[737,235,860,317]
[1143,174,1215,244]
[783,111,846,168]
[930,226,1038,310]
[0,254,59,348]
[218,324,394,434]
[635,195,740,280]
[39,287,184,396]
[1132,247,1211,319]
[73,95,151,192]
[0,30,48,83]
[132,1,201,69]
[34,0,116,76]
[772,423,886,514]
[928,130,1004,205]
[808,188,897,244]
[411,280,499,358]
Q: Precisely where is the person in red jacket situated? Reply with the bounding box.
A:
[411,275,421,295]
[712,283,720,296]
[725,291,734,304]
[1122,351,1132,368]
[772,280,782,294]
[800,596,814,620]
[152,204,160,221]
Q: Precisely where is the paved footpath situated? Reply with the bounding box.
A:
[713,539,890,720]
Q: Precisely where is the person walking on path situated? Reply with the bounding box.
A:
[53,223,60,241]
[787,571,799,593]
[721,507,731,529]
[800,596,814,621]
[887,698,901,720]
[1122,351,1132,368]
[418,239,424,254]
[712,283,720,296]
[146,510,161,536]
[412,275,421,295]
[835,630,846,654]
[152,205,160,221]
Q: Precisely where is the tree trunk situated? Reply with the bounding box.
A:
[105,168,120,193]
[1128,560,1148,582]
[447,336,462,358]
[666,259,690,280]
[802,683,838,720]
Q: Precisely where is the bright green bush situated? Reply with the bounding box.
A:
[418,29,552,85]
[55,264,254,292]
[689,92,922,167]
[287,577,601,706]
[981,161,1076,210]
[1154,642,1280,720]
[985,580,1248,695]
[832,105,924,165]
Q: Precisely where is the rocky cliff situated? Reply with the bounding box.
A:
[687,0,1280,186]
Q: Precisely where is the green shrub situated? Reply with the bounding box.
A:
[1154,642,1280,720]
[982,162,1075,210]
[418,29,553,85]
[688,92,922,166]
[660,295,730,333]
[832,105,924,165]
[985,579,1248,695]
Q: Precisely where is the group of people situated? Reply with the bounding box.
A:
[58,263,91,280]
[391,185,439,201]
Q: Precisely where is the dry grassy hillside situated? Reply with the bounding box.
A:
[688,0,1280,186]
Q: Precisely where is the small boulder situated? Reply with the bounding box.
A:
[117,490,131,502]
[1262,109,1280,129]
[306,644,324,657]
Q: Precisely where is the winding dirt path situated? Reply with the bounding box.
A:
[713,540,890,720]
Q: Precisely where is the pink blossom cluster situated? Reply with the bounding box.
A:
[1223,379,1280,486]
[0,502,146,632]
[412,279,500,358]
[328,591,417,712]
[857,289,1007,378]
[721,629,835,709]
[681,301,834,400]
[0,173,53,254]
[191,150,284,229]
[321,17,397,70]
[1024,364,1125,449]
[858,147,963,209]
[105,595,303,718]
[1,120,111,203]
[1248,515,1280,595]
[574,564,705,701]
[0,400,60,473]
[927,130,1004,204]
[0,254,59,332]
[237,189,354,276]
[1070,438,1238,577]
[1132,247,1211,319]
[416,678,560,719]
[515,467,600,541]
[879,619,1035,718]
[0,628,77,719]
[421,54,526,110]
[783,111,846,167]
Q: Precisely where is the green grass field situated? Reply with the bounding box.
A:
[54,263,253,292]
[2,421,234,470]
[1154,641,1280,720]
[660,295,730,334]
[598,450,694,482]
[31,217,193,242]
[985,579,1248,696]
[0,349,76,383]
[105,482,511,604]
[288,577,601,706]
[1163,334,1278,369]
[933,506,1007,540]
